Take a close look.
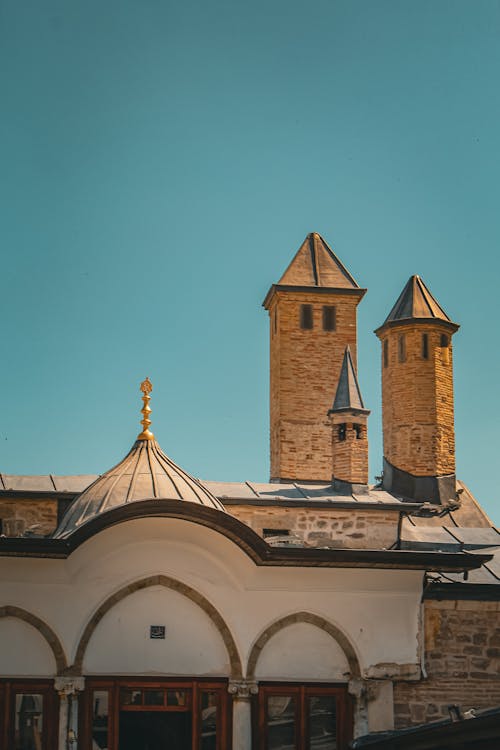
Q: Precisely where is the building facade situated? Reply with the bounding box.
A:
[1,234,499,750]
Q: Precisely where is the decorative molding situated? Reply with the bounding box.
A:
[54,676,85,696]
[228,680,259,699]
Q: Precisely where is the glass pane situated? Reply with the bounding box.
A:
[200,691,218,750]
[92,691,109,750]
[120,688,142,706]
[308,696,337,750]
[144,690,164,706]
[167,689,188,707]
[14,693,43,750]
[267,695,296,750]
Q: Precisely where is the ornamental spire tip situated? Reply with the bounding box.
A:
[137,377,154,441]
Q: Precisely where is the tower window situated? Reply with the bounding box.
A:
[398,334,406,363]
[422,333,429,359]
[440,334,449,347]
[383,339,389,368]
[273,309,278,335]
[354,423,362,439]
[322,305,336,331]
[300,304,313,329]
[338,423,346,441]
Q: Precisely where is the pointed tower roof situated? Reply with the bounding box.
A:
[54,379,225,538]
[376,275,459,334]
[328,346,370,415]
[264,233,366,308]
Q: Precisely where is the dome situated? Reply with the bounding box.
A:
[55,379,225,538]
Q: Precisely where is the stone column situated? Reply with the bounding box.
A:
[54,677,85,750]
[228,680,258,750]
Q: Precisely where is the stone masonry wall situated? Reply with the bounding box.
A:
[268,290,361,482]
[0,498,58,537]
[380,325,455,477]
[230,505,399,549]
[394,599,500,728]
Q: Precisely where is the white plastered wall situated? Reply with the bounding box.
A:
[0,617,57,676]
[84,585,230,676]
[0,516,423,683]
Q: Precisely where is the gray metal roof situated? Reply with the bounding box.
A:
[329,345,368,413]
[382,274,456,326]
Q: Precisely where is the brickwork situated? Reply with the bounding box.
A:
[230,505,398,549]
[0,497,58,536]
[378,324,455,477]
[330,414,369,484]
[394,600,500,727]
[268,290,362,481]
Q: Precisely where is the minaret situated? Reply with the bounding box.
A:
[375,275,459,503]
[263,232,366,482]
[327,346,370,492]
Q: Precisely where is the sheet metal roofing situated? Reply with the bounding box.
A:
[381,274,457,327]
[276,232,360,289]
[54,439,226,538]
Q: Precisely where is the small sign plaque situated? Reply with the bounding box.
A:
[150,625,165,639]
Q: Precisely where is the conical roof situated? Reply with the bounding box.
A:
[379,275,458,330]
[54,379,225,538]
[328,346,369,414]
[278,232,360,289]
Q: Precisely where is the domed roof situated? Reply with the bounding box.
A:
[55,379,225,538]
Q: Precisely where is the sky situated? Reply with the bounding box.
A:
[1,0,499,525]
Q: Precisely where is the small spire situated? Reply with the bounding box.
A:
[328,346,369,414]
[137,377,154,441]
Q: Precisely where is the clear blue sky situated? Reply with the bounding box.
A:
[1,1,499,525]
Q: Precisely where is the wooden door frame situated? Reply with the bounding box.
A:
[256,681,353,750]
[0,678,59,750]
[81,676,231,750]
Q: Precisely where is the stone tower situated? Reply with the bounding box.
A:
[263,232,366,482]
[375,275,459,503]
[327,345,370,492]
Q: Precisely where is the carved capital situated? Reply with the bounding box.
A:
[228,680,259,699]
[54,676,85,697]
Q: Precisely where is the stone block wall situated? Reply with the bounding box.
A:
[268,290,361,482]
[0,498,58,537]
[394,599,500,728]
[230,505,398,549]
[379,325,455,478]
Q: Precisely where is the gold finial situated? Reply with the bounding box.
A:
[137,377,155,441]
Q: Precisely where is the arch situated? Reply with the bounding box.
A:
[72,575,243,678]
[0,605,68,674]
[247,611,361,680]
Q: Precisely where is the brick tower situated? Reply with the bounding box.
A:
[263,232,366,482]
[327,345,370,492]
[375,275,459,503]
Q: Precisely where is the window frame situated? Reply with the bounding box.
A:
[256,682,353,750]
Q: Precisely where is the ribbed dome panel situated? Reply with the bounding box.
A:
[55,439,225,538]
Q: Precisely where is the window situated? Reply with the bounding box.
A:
[398,334,406,363]
[383,339,388,368]
[0,681,57,750]
[354,424,362,439]
[422,333,429,360]
[322,306,336,331]
[338,423,346,441]
[263,529,290,539]
[258,684,352,750]
[440,334,449,348]
[300,304,313,330]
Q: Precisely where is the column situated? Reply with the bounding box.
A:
[228,680,258,750]
[54,677,85,750]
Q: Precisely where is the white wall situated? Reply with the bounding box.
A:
[84,585,230,676]
[0,516,424,678]
[254,622,350,681]
[0,617,56,676]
